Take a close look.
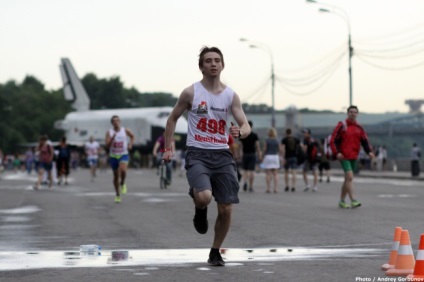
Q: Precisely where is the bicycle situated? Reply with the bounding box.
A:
[158,160,168,189]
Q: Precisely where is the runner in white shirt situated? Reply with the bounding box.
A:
[85,136,100,181]
[105,115,135,203]
[163,46,250,266]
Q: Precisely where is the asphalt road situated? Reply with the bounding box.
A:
[1,167,423,282]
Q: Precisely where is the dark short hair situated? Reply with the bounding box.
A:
[302,128,311,134]
[248,120,253,127]
[286,128,292,135]
[347,105,359,113]
[198,46,224,68]
[111,115,119,123]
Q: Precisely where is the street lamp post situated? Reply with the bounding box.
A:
[307,0,353,106]
[240,38,276,128]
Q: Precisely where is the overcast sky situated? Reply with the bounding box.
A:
[1,0,424,113]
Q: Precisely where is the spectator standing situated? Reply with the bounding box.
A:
[281,128,300,192]
[239,120,261,192]
[34,135,54,190]
[411,143,421,177]
[302,129,320,192]
[261,128,281,193]
[25,148,34,174]
[56,136,71,185]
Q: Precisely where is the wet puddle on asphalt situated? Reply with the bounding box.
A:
[0,247,384,270]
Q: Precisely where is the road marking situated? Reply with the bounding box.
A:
[0,247,385,271]
[0,205,41,214]
[377,194,415,198]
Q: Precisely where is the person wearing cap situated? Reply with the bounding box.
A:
[329,105,374,209]
[301,128,320,192]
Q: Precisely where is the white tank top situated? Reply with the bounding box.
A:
[109,127,128,156]
[186,81,234,149]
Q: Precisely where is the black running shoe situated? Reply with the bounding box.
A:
[208,249,225,266]
[243,183,247,191]
[193,207,208,234]
[285,186,289,192]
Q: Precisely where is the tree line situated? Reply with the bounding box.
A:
[0,74,178,153]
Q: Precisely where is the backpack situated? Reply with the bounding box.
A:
[308,139,321,162]
[286,137,297,155]
[326,121,347,161]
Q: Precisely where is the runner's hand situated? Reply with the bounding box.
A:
[163,151,173,163]
[230,122,240,138]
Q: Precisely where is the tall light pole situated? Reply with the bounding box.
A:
[307,0,353,106]
[240,38,276,128]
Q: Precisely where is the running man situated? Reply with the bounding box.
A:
[162,46,250,266]
[329,105,374,209]
[85,136,100,181]
[105,115,135,203]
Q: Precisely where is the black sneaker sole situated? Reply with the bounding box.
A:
[208,258,225,266]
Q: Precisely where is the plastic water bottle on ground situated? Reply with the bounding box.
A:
[80,244,102,255]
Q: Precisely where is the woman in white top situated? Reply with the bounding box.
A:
[261,128,282,193]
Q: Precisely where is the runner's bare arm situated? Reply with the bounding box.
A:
[126,128,135,150]
[152,141,160,157]
[105,131,114,149]
[231,92,250,139]
[163,86,193,160]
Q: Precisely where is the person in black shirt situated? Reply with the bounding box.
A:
[281,128,300,192]
[239,121,261,192]
[301,129,320,192]
[56,136,71,185]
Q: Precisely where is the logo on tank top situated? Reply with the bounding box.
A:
[197,101,208,114]
[210,106,227,112]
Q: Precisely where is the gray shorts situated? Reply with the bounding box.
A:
[185,147,239,204]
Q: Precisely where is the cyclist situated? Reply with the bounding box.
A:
[152,131,175,185]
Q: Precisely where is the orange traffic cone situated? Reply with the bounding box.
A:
[407,234,424,280]
[386,230,415,276]
[381,226,402,271]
